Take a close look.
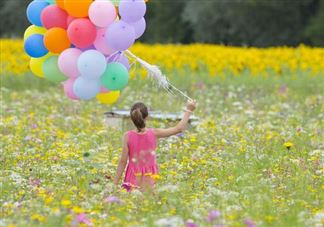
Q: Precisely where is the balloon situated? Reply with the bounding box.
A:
[94,28,115,56]
[64,0,92,18]
[44,28,70,53]
[89,0,116,28]
[56,0,65,9]
[43,56,68,83]
[41,5,68,29]
[79,45,96,51]
[63,77,79,100]
[111,0,120,7]
[131,17,146,39]
[78,50,107,79]
[67,18,96,48]
[66,15,75,26]
[45,0,55,4]
[100,87,109,93]
[26,0,49,26]
[24,34,48,58]
[24,25,47,41]
[96,91,120,105]
[29,53,52,78]
[73,77,100,100]
[101,62,129,90]
[58,48,82,78]
[106,20,135,51]
[107,52,130,70]
[119,0,146,23]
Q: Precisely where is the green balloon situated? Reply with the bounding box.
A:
[43,56,67,83]
[45,0,55,4]
[111,0,120,6]
[101,63,129,91]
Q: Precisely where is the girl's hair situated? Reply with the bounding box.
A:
[130,102,148,132]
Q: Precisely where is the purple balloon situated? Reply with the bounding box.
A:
[79,45,96,52]
[107,52,130,70]
[106,20,135,51]
[130,17,146,39]
[119,0,146,23]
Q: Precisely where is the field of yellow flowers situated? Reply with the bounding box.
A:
[1,39,324,227]
[1,39,324,77]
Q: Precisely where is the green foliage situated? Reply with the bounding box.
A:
[304,1,324,46]
[0,0,323,46]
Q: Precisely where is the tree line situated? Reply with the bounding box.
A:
[1,0,323,46]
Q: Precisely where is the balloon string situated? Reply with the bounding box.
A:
[124,50,193,101]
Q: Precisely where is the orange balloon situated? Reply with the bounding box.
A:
[56,0,65,10]
[44,28,70,54]
[64,0,93,18]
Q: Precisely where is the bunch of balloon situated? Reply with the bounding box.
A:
[24,0,147,105]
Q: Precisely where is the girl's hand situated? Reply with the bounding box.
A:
[186,100,197,112]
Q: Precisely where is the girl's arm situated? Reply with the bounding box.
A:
[154,100,196,138]
[113,133,129,185]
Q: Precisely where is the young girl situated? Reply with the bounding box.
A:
[113,100,197,192]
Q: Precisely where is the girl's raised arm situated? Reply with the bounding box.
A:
[154,100,196,139]
[113,133,129,185]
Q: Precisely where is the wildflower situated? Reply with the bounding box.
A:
[73,213,93,226]
[61,199,72,208]
[284,142,293,150]
[31,214,45,222]
[208,210,221,222]
[244,218,256,227]
[72,206,84,214]
[186,219,198,227]
[104,196,123,204]
[151,174,161,180]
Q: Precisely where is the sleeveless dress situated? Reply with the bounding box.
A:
[122,128,159,192]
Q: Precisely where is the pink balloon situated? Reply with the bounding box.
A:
[63,77,79,100]
[89,0,117,28]
[100,87,110,93]
[67,18,97,48]
[66,15,76,27]
[94,28,115,55]
[41,5,68,29]
[58,48,82,78]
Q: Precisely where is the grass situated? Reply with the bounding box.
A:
[1,72,324,227]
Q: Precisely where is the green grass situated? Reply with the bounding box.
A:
[1,72,324,226]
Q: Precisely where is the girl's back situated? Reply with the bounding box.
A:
[123,128,158,191]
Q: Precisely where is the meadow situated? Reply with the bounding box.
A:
[1,39,324,227]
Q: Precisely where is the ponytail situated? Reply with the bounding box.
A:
[130,102,148,132]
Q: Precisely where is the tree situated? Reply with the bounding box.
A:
[0,0,30,37]
[182,0,322,46]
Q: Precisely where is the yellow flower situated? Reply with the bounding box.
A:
[31,214,45,222]
[151,174,161,180]
[284,142,294,149]
[72,206,84,214]
[61,199,72,208]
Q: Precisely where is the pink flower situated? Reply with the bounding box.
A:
[208,210,221,222]
[244,218,256,227]
[104,196,123,204]
[186,219,198,227]
[74,213,92,226]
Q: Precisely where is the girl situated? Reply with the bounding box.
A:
[113,100,197,192]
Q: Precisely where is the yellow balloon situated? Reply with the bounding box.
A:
[29,53,53,78]
[24,25,47,41]
[96,91,120,105]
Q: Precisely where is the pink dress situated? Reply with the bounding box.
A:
[122,128,158,191]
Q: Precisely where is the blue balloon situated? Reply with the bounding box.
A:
[26,0,49,26]
[73,77,100,100]
[77,50,107,80]
[24,34,48,58]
